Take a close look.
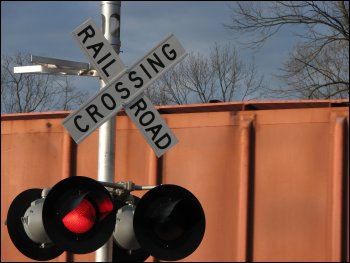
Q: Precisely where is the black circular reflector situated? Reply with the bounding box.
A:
[133,184,206,261]
[6,189,63,261]
[42,176,116,254]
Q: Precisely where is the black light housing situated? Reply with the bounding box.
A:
[6,189,64,261]
[133,184,206,261]
[42,176,116,254]
[7,178,205,262]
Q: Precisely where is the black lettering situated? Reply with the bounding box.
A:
[147,53,165,73]
[145,124,162,140]
[86,42,104,59]
[162,43,177,61]
[101,93,116,110]
[86,104,104,123]
[74,115,89,132]
[102,59,116,77]
[115,82,130,99]
[140,63,152,79]
[77,25,95,44]
[128,71,143,88]
[130,97,147,117]
[139,111,155,126]
[155,133,172,149]
[97,52,111,64]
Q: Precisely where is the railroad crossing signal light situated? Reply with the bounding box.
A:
[6,188,64,261]
[113,185,206,261]
[6,177,205,261]
[137,184,206,261]
[6,176,115,261]
[42,176,116,254]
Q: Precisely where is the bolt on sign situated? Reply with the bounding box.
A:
[63,19,187,157]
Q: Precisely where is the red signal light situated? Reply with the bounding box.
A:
[98,198,114,221]
[62,198,96,234]
[42,176,117,254]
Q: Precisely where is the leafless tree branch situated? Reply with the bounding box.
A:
[1,52,90,113]
[224,1,349,99]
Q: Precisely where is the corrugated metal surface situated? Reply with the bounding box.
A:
[1,100,348,262]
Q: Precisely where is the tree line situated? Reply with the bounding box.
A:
[225,1,349,99]
[1,52,89,113]
[1,1,348,113]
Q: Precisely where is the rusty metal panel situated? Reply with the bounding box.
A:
[1,118,68,262]
[254,119,329,261]
[164,112,242,262]
[1,101,348,262]
[251,108,348,262]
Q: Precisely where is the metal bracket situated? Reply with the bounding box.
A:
[13,55,99,77]
[99,180,158,193]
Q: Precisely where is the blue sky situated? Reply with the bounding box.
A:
[1,1,297,98]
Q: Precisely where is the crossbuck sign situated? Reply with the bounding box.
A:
[63,19,187,157]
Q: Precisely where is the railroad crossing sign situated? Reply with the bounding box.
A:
[63,19,187,157]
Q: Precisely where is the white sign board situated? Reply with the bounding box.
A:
[63,19,185,157]
[125,93,178,157]
[70,19,125,83]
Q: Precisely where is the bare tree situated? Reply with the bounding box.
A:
[145,78,172,106]
[52,76,90,110]
[1,52,90,113]
[2,52,53,113]
[147,44,264,105]
[147,63,193,105]
[182,53,216,103]
[224,1,349,99]
[242,60,265,100]
[210,43,264,101]
[147,52,215,105]
[278,39,349,99]
[153,61,193,105]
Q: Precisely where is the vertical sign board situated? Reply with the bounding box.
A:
[124,93,176,157]
[70,19,125,83]
[63,19,186,157]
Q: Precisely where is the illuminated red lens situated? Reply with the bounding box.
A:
[62,198,96,234]
[98,199,113,221]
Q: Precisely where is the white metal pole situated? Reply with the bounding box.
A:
[96,1,121,262]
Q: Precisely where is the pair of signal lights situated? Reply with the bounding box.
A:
[6,176,205,261]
